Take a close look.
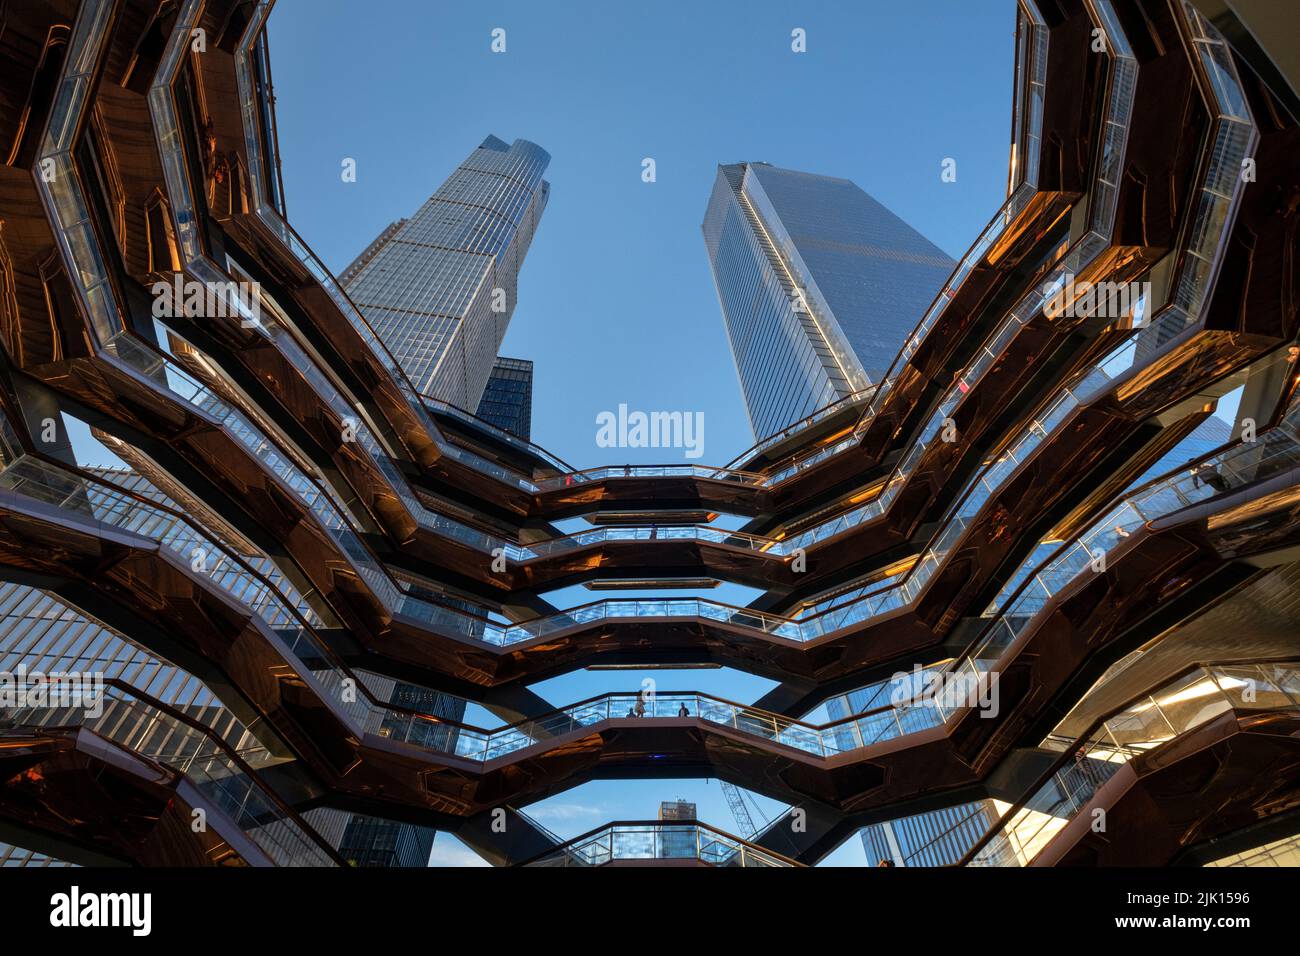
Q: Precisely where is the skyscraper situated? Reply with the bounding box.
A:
[342,136,549,410]
[474,356,534,439]
[860,802,1002,867]
[702,162,955,438]
[658,800,698,859]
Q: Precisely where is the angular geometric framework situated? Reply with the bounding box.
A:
[0,0,1297,868]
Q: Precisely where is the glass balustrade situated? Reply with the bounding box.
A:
[100,329,415,611]
[42,0,1267,774]
[391,419,1300,763]
[978,412,1300,650]
[726,387,879,470]
[532,462,767,491]
[0,455,321,631]
[369,690,944,763]
[381,392,1300,652]
[97,326,529,630]
[968,662,1300,866]
[33,0,118,347]
[1,681,340,866]
[526,822,795,867]
[421,395,576,474]
[6,431,1287,777]
[46,346,1271,683]
[0,454,445,742]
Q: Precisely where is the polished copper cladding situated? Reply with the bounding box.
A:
[0,0,1296,868]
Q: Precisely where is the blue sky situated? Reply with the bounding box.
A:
[266,0,1017,865]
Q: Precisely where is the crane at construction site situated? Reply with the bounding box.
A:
[720,781,771,838]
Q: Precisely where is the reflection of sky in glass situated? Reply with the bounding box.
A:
[704,162,955,438]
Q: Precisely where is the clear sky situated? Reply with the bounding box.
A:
[265,0,1017,865]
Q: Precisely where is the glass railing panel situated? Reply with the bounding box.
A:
[0,465,461,767]
[727,387,878,469]
[365,394,1300,658]
[1260,663,1300,705]
[0,457,321,630]
[970,664,1300,866]
[1101,700,1177,750]
[524,824,793,867]
[102,329,432,614]
[1149,671,1237,733]
[1209,665,1292,711]
[2,686,335,866]
[421,396,573,474]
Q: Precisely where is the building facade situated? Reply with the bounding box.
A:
[342,136,549,411]
[336,813,436,869]
[658,800,699,859]
[861,802,1003,867]
[702,162,954,438]
[474,356,534,439]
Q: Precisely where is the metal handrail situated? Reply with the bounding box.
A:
[517,818,802,867]
[2,677,346,866]
[957,657,1300,866]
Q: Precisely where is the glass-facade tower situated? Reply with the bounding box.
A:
[474,356,534,439]
[341,136,550,411]
[658,800,698,859]
[702,162,955,438]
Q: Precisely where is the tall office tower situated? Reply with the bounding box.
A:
[474,356,534,439]
[336,811,436,868]
[658,800,698,859]
[342,136,550,411]
[702,162,955,438]
[338,218,407,285]
[860,802,1002,867]
[659,799,697,821]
